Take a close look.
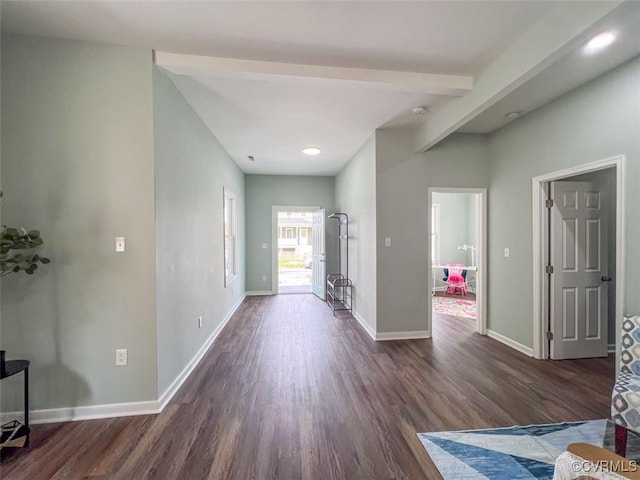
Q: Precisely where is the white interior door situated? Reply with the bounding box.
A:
[312,209,326,300]
[550,181,608,359]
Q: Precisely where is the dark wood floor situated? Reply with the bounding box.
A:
[1,294,614,479]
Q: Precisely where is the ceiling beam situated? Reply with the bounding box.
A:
[155,51,473,96]
[414,1,625,152]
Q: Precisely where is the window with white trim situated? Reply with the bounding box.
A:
[224,188,237,285]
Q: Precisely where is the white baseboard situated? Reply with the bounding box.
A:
[1,400,160,425]
[376,331,431,341]
[158,293,246,410]
[351,311,431,341]
[352,310,376,340]
[245,290,274,296]
[487,329,534,357]
[2,294,247,425]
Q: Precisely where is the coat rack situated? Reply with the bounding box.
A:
[326,213,352,315]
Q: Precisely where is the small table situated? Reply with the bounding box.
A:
[0,359,30,449]
[432,265,477,295]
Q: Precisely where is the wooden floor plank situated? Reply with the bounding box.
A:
[1,294,615,479]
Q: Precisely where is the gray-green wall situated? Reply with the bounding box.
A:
[1,35,158,410]
[245,175,335,293]
[487,55,640,348]
[335,135,377,331]
[375,130,490,334]
[154,69,245,396]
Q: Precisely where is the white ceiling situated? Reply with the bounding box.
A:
[3,1,638,175]
[459,3,640,134]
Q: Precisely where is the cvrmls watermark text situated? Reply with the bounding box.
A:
[571,459,638,474]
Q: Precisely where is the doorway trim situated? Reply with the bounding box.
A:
[532,155,626,359]
[427,187,487,336]
[271,205,320,295]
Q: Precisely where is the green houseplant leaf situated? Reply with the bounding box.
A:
[0,195,51,277]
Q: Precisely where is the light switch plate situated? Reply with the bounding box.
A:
[115,349,128,366]
[115,236,126,252]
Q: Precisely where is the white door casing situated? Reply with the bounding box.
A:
[532,156,626,360]
[312,209,326,300]
[550,181,608,359]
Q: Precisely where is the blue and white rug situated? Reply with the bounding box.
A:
[418,419,640,480]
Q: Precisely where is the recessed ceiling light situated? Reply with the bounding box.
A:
[302,147,321,155]
[412,106,428,115]
[584,31,616,53]
[505,111,521,121]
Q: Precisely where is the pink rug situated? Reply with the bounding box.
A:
[433,296,476,319]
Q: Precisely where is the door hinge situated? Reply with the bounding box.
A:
[546,199,554,208]
[545,265,554,274]
[546,331,554,340]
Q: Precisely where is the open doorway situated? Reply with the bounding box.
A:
[276,210,313,294]
[271,205,324,295]
[427,188,486,337]
[532,156,625,360]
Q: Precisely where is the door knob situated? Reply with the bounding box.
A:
[601,276,612,282]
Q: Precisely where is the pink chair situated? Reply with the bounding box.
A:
[445,263,467,296]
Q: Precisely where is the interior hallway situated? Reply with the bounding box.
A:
[2,295,614,479]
